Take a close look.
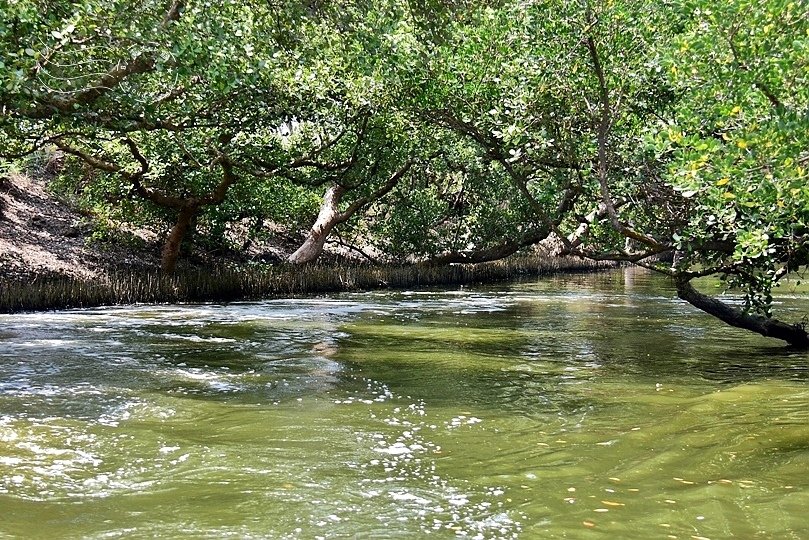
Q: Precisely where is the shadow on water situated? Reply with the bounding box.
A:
[335,271,808,410]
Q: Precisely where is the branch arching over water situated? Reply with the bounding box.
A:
[675,276,809,348]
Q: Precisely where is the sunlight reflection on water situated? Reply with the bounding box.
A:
[0,270,807,538]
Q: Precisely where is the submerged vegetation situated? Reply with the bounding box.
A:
[0,255,611,313]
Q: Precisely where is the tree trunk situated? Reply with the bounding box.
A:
[675,277,809,348]
[161,205,197,274]
[288,184,347,264]
[287,160,415,265]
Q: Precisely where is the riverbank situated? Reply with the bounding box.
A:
[0,255,613,313]
[0,170,307,284]
[0,171,612,312]
[0,171,162,283]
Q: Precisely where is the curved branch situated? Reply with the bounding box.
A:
[52,138,120,173]
[676,276,808,348]
[23,2,184,119]
[39,54,157,115]
[122,137,149,176]
[338,159,415,221]
[197,155,239,206]
[288,158,417,264]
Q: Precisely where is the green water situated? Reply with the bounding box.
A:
[1,269,808,539]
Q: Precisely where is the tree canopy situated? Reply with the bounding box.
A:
[1,0,807,346]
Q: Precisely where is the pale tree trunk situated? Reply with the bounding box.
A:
[288,184,347,264]
[161,205,198,273]
[675,277,809,348]
[288,161,415,265]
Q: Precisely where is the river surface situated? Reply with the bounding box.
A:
[1,269,808,539]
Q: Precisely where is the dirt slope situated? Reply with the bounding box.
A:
[0,173,161,282]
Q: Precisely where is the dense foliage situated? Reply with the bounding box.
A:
[1,0,807,345]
